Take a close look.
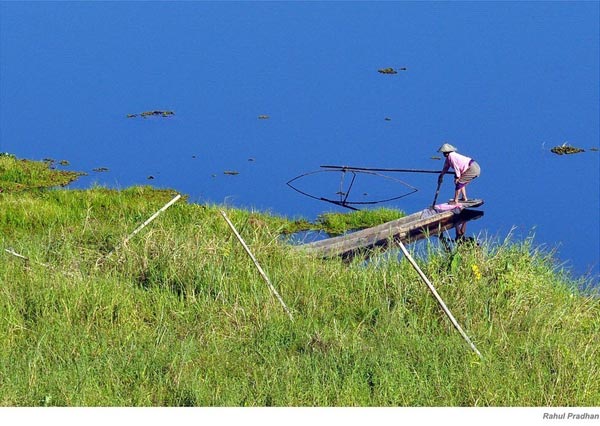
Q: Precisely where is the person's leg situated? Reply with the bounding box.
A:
[451,188,462,204]
[459,162,480,201]
[452,183,465,203]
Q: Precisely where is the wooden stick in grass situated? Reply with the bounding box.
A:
[4,248,50,268]
[220,210,294,321]
[397,240,483,359]
[98,193,182,266]
[5,248,78,277]
[122,193,182,246]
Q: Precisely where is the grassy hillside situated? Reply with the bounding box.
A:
[0,157,598,406]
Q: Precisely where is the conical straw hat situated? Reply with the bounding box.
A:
[438,143,457,153]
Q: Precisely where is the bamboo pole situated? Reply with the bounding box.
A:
[397,240,483,359]
[103,194,181,263]
[5,248,53,269]
[122,194,182,246]
[97,193,182,266]
[321,165,455,175]
[5,248,78,277]
[431,180,442,208]
[220,210,294,321]
[5,248,33,262]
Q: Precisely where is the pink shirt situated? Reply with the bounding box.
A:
[443,152,472,178]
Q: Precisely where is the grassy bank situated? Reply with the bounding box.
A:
[0,153,84,192]
[0,158,598,406]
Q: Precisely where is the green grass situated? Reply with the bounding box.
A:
[0,157,598,406]
[0,154,84,192]
[314,208,406,235]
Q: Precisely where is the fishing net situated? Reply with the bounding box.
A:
[286,168,419,210]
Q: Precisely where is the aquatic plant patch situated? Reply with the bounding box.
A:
[377,67,406,74]
[550,143,585,155]
[126,110,175,118]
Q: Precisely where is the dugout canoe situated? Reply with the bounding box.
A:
[299,199,484,259]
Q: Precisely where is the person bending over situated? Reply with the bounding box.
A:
[437,143,481,204]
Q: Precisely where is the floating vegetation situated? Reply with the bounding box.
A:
[59,160,70,166]
[42,158,57,169]
[258,115,270,120]
[590,147,599,152]
[127,110,175,119]
[93,167,109,172]
[143,110,174,118]
[550,143,585,155]
[224,170,239,176]
[378,67,406,74]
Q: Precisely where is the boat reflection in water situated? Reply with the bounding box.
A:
[425,209,484,254]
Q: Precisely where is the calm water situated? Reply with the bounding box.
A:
[1,2,598,284]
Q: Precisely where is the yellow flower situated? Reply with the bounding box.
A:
[471,264,482,280]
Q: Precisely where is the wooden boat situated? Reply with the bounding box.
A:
[299,199,484,259]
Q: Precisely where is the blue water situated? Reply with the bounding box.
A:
[1,2,598,284]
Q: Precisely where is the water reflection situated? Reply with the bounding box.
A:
[285,229,331,246]
[438,214,482,252]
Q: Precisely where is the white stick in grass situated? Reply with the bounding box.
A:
[5,248,54,268]
[220,210,294,321]
[397,240,483,359]
[98,193,182,266]
[5,248,78,277]
[122,194,182,246]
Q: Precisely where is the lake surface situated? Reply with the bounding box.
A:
[1,2,598,284]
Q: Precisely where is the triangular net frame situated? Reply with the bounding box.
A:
[286,169,419,210]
